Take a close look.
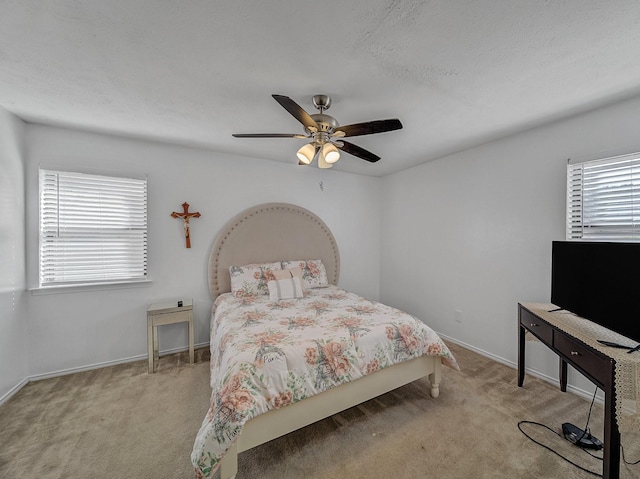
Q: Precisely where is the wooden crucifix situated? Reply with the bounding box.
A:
[171,202,201,248]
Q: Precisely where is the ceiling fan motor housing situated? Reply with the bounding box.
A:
[308,95,339,139]
[308,113,338,136]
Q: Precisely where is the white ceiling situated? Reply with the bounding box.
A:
[2,1,640,176]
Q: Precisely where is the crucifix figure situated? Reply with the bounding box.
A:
[171,202,201,248]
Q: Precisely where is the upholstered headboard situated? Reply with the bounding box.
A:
[208,203,340,298]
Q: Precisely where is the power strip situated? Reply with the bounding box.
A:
[562,423,603,450]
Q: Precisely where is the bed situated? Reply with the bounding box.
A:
[191,203,458,479]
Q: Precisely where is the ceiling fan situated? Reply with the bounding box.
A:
[232,94,403,168]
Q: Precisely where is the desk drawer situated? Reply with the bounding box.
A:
[520,308,553,344]
[554,333,608,386]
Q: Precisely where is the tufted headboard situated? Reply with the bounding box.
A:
[208,203,340,298]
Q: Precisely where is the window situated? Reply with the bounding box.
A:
[567,152,640,241]
[39,169,148,288]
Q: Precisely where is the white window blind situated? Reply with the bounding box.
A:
[567,153,640,241]
[39,169,148,287]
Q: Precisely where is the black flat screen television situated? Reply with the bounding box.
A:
[551,241,640,344]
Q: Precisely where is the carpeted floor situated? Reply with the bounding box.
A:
[1,343,638,479]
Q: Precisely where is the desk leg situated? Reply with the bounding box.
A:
[518,323,526,387]
[559,359,568,392]
[603,375,621,479]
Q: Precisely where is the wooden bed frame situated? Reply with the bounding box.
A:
[207,203,442,479]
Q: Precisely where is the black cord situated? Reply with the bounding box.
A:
[622,444,640,466]
[576,387,599,448]
[519,386,640,471]
[578,388,640,466]
[517,387,603,477]
[517,421,602,477]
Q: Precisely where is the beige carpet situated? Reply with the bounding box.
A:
[1,343,638,479]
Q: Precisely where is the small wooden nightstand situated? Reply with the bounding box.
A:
[147,299,194,373]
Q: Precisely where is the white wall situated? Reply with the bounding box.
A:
[380,94,640,394]
[11,93,640,397]
[23,124,381,377]
[0,108,28,401]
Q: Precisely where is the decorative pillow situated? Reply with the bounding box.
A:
[281,260,329,289]
[229,262,281,296]
[272,267,306,291]
[267,276,304,301]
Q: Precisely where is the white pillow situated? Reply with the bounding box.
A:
[272,267,306,291]
[268,277,304,300]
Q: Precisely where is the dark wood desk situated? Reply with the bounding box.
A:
[518,302,620,479]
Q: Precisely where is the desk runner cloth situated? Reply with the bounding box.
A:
[521,302,640,433]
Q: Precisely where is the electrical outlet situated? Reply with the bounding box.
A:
[455,310,462,323]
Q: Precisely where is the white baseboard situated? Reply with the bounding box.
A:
[438,333,604,404]
[0,341,209,405]
[3,335,603,407]
[0,377,30,405]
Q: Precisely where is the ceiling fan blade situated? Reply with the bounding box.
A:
[335,119,403,137]
[272,94,318,131]
[232,133,308,138]
[337,140,381,163]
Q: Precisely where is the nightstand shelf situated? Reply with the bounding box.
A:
[147,299,194,373]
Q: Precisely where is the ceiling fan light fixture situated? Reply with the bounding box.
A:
[322,143,340,164]
[318,151,333,169]
[296,143,316,165]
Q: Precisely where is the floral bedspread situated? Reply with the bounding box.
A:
[191,286,458,478]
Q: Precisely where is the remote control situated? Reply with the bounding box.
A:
[597,340,632,349]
